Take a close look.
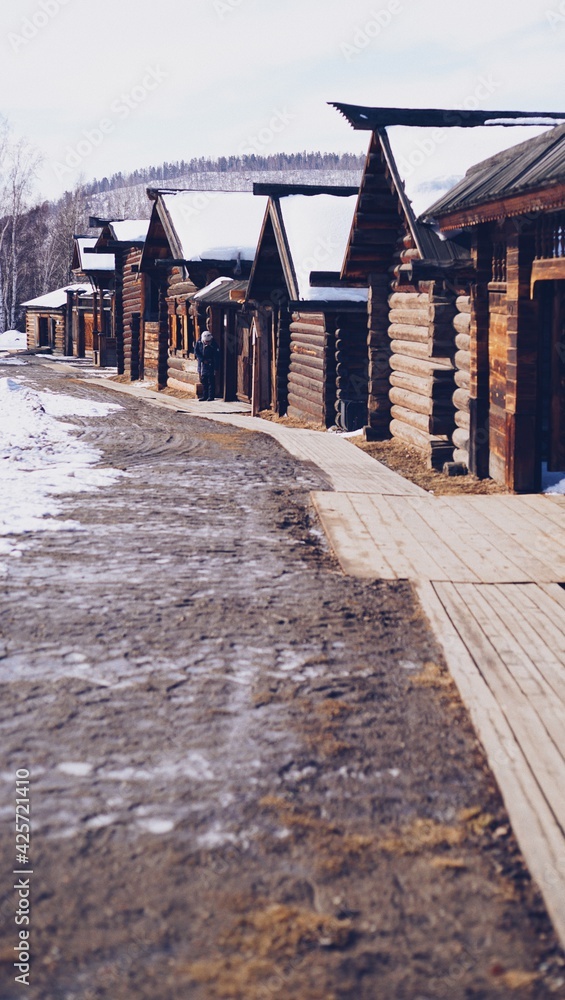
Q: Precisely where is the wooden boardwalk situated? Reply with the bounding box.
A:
[88,374,565,948]
[313,487,565,947]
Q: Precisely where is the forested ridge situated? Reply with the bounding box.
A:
[2,149,364,331]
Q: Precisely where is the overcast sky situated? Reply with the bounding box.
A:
[0,0,563,211]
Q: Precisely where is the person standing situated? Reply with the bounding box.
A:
[195,330,220,401]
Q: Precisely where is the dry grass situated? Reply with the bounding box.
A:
[352,437,508,495]
[411,661,455,691]
[198,429,249,452]
[258,409,326,431]
[379,818,464,855]
[180,902,350,998]
[259,796,374,877]
[500,970,540,990]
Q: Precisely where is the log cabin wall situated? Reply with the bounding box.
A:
[25,312,35,349]
[366,274,391,438]
[335,309,369,429]
[452,295,472,467]
[288,311,334,425]
[25,310,66,352]
[118,246,144,380]
[165,266,198,394]
[388,234,457,469]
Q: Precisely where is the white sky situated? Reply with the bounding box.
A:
[0,0,563,208]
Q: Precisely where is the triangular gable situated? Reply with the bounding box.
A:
[248,191,360,303]
[341,130,467,281]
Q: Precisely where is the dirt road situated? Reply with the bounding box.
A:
[0,358,564,1000]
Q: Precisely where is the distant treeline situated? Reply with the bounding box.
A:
[82,152,366,195]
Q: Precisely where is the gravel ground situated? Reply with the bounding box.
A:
[0,357,564,1000]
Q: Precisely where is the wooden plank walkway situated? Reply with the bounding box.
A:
[313,493,565,583]
[84,373,565,948]
[419,581,565,947]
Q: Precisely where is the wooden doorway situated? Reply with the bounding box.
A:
[38,317,49,347]
[539,281,565,474]
[236,314,252,403]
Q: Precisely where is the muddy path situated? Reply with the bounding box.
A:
[0,358,564,1000]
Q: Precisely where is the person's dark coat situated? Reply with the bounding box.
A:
[195,338,220,373]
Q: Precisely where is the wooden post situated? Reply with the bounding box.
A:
[506,222,539,492]
[365,273,391,440]
[157,275,169,390]
[114,248,125,375]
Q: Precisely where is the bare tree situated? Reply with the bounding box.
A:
[0,120,42,331]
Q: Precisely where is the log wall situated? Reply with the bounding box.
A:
[25,311,65,353]
[119,246,144,380]
[165,266,198,393]
[334,309,369,429]
[388,234,457,468]
[287,312,333,425]
[451,295,471,467]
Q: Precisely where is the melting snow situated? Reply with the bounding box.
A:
[543,463,565,494]
[0,329,26,350]
[57,762,94,777]
[137,818,175,835]
[0,377,125,552]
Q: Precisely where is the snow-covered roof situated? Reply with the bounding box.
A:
[21,282,96,310]
[75,236,115,272]
[193,276,248,303]
[160,191,267,262]
[277,194,359,300]
[109,220,150,244]
[302,286,369,304]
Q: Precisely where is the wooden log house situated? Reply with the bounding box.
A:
[71,236,115,364]
[332,106,473,466]
[246,184,368,426]
[21,281,95,354]
[92,219,150,379]
[422,123,565,491]
[140,189,266,393]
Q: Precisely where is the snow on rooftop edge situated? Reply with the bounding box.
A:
[277,194,358,299]
[21,282,96,309]
[77,236,115,272]
[111,220,150,243]
[161,191,267,262]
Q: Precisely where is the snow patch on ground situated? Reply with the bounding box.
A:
[0,329,26,350]
[0,377,125,556]
[543,463,565,494]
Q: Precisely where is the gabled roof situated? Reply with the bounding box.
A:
[339,130,468,282]
[147,189,267,263]
[108,220,150,244]
[21,282,95,310]
[248,189,366,305]
[421,123,565,225]
[73,236,115,273]
[330,104,565,131]
[193,277,248,304]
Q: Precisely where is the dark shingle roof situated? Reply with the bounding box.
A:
[421,124,565,220]
[330,104,565,130]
